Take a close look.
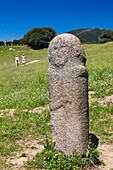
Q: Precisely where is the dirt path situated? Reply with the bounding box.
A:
[98,143,113,170]
[25,60,39,65]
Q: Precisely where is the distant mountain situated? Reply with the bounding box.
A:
[68,28,106,43]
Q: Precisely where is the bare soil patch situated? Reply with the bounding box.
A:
[0,105,49,117]
[98,143,113,170]
[98,94,113,106]
[6,139,44,170]
[89,91,113,106]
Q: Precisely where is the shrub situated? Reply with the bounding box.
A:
[99,30,113,43]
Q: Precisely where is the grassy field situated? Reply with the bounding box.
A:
[0,46,49,109]
[0,43,113,169]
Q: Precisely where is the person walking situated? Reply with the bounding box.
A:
[22,54,26,65]
[15,55,19,66]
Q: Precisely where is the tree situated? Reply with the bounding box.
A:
[13,38,26,45]
[99,30,113,43]
[24,27,56,49]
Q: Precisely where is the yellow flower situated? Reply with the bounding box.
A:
[52,140,56,143]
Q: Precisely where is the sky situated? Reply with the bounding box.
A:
[0,0,113,41]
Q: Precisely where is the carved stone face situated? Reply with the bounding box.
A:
[48,45,69,66]
[48,33,86,67]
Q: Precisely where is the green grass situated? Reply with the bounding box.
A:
[0,42,113,169]
[0,110,50,156]
[84,42,113,97]
[0,45,48,69]
[0,109,51,169]
[85,42,113,70]
[0,46,49,109]
[89,103,113,143]
[0,45,50,168]
[0,69,48,109]
[88,68,113,97]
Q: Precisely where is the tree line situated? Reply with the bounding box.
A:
[0,27,56,49]
[1,28,113,49]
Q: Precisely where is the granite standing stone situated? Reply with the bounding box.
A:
[48,33,89,155]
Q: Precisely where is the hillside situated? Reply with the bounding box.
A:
[68,28,106,43]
